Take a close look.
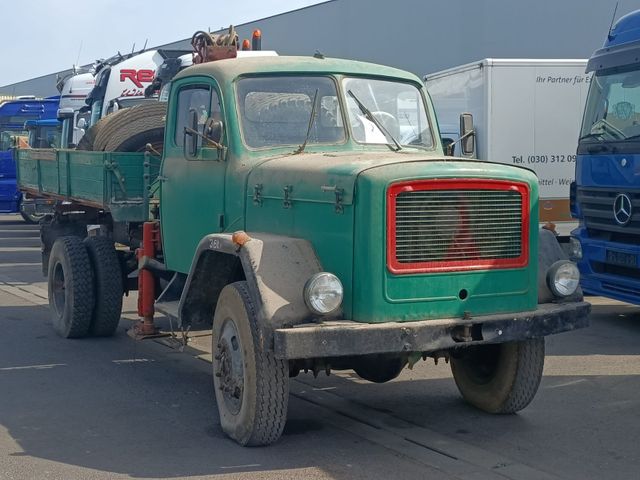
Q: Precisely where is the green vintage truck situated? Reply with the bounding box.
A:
[17,55,590,446]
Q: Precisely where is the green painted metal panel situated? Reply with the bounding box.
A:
[160,76,228,273]
[352,161,539,323]
[16,148,158,222]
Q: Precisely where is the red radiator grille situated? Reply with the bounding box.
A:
[387,179,530,274]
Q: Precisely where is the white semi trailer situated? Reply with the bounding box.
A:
[425,59,589,236]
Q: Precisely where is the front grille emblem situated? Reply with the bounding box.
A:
[613,193,633,226]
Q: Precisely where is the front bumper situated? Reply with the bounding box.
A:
[273,301,590,359]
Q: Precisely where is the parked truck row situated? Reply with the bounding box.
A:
[13,26,591,446]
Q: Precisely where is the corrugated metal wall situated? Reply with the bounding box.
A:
[0,0,629,96]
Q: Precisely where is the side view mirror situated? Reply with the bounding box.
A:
[204,118,223,145]
[459,112,476,158]
[184,108,199,159]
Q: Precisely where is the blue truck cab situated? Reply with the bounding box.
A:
[0,98,58,214]
[572,10,640,303]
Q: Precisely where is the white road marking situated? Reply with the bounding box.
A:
[112,358,154,364]
[0,363,66,371]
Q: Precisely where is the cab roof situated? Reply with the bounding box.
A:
[172,55,421,85]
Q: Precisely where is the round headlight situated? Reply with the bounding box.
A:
[546,261,580,297]
[568,237,582,261]
[304,272,343,315]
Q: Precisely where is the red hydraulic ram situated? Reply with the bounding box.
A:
[136,221,160,335]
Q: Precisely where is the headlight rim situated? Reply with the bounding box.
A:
[303,272,343,316]
[546,260,580,298]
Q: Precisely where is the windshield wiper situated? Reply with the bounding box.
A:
[347,90,402,151]
[294,88,319,155]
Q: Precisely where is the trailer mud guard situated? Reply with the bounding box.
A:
[178,231,325,333]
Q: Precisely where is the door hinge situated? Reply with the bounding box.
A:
[321,185,344,214]
[253,184,263,206]
[283,185,293,209]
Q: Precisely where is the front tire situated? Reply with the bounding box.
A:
[47,236,95,338]
[212,281,289,446]
[450,338,545,413]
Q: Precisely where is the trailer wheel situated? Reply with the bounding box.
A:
[97,103,167,153]
[47,236,95,338]
[450,338,545,413]
[353,354,406,383]
[212,281,289,446]
[84,236,123,336]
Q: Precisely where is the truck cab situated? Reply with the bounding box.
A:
[0,98,58,215]
[571,10,640,303]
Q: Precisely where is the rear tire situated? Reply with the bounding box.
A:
[47,236,95,338]
[212,281,289,446]
[450,338,545,413]
[84,236,123,336]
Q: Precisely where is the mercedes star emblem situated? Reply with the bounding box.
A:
[613,193,633,226]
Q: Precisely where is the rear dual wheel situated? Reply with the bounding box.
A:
[48,236,123,338]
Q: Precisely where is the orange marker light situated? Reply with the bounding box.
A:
[252,29,262,50]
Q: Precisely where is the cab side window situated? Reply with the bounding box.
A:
[174,85,222,147]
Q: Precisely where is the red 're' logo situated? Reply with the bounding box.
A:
[119,69,155,88]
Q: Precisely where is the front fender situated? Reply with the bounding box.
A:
[179,232,329,332]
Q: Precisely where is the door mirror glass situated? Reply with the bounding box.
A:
[459,112,476,157]
[205,118,223,145]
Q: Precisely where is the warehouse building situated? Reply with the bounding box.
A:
[0,0,630,96]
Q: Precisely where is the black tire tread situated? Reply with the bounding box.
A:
[213,281,289,446]
[500,338,545,413]
[451,338,545,414]
[234,282,289,446]
[48,236,94,338]
[83,236,123,337]
[95,102,166,151]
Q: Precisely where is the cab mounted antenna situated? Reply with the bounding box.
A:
[131,43,136,54]
[142,39,148,51]
[608,1,619,40]
[75,40,83,70]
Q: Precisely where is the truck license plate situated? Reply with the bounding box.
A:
[606,249,638,267]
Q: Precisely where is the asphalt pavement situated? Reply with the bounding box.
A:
[0,214,639,480]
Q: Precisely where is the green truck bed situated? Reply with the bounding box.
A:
[16,148,160,222]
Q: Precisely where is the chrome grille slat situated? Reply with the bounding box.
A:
[393,188,523,265]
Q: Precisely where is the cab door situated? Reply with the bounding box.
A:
[160,77,227,273]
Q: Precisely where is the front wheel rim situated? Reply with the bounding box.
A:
[215,317,245,415]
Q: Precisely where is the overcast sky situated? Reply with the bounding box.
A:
[0,0,322,86]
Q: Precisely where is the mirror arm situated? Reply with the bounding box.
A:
[184,126,224,150]
[445,129,475,151]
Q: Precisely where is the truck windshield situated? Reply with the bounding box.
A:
[236,76,345,148]
[580,67,640,143]
[28,126,61,148]
[343,77,433,148]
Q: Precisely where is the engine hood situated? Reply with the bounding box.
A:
[246,151,535,206]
